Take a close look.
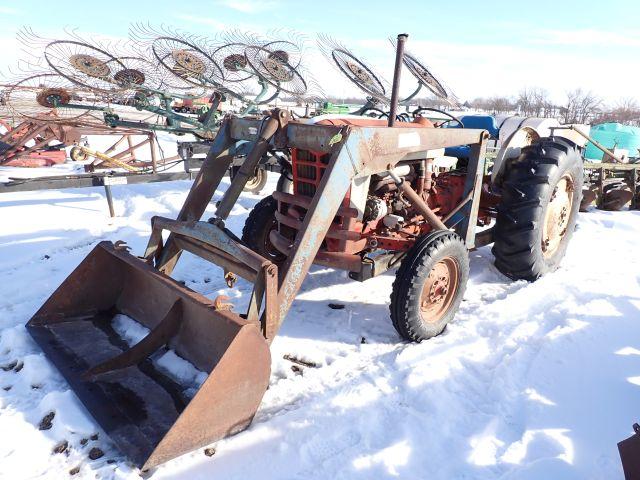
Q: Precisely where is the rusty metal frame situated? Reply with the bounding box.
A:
[144,215,279,340]
[0,119,68,165]
[452,139,489,247]
[26,240,271,470]
[584,161,640,210]
[144,109,488,339]
[0,115,165,170]
[23,107,489,470]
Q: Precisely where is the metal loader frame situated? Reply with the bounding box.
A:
[25,33,490,471]
[24,95,488,474]
[143,108,488,338]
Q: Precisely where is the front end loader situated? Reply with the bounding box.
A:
[27,35,584,469]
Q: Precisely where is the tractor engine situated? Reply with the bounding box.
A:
[271,146,484,270]
[357,161,467,251]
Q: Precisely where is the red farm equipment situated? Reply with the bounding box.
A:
[25,35,584,470]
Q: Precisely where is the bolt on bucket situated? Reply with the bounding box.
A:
[26,241,271,470]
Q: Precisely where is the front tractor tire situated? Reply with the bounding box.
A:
[390,231,469,342]
[493,137,583,281]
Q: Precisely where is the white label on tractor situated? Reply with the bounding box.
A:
[103,176,128,186]
[398,132,420,148]
[248,127,258,135]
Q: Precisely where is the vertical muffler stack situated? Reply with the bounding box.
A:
[26,241,271,470]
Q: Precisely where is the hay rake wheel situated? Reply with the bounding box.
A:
[212,41,253,83]
[151,36,224,89]
[129,24,215,92]
[109,56,164,90]
[318,36,386,101]
[318,34,389,105]
[261,35,304,70]
[22,29,178,101]
[44,40,127,94]
[5,73,96,122]
[403,53,448,99]
[104,55,175,106]
[393,43,460,108]
[210,30,310,107]
[244,44,308,100]
[336,50,386,99]
[41,31,218,137]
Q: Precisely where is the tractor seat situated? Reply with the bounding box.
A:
[455,115,499,138]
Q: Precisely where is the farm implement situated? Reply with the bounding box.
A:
[549,125,640,211]
[0,116,70,167]
[26,34,584,470]
[1,28,313,194]
[0,112,166,170]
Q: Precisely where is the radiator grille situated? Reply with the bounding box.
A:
[296,164,316,180]
[292,149,330,198]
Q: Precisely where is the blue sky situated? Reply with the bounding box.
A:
[1,0,639,103]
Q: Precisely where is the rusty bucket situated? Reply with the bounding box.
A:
[27,241,271,470]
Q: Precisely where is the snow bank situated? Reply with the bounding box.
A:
[0,168,639,479]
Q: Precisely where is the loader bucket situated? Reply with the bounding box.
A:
[26,241,271,470]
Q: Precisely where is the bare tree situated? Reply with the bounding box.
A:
[561,89,602,124]
[517,87,556,117]
[414,97,452,110]
[469,97,491,111]
[469,96,516,114]
[602,98,640,125]
[488,96,516,114]
[517,87,540,116]
[322,87,640,127]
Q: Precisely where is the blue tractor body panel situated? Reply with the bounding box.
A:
[445,115,499,159]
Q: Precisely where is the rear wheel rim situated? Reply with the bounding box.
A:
[542,173,574,258]
[420,256,459,324]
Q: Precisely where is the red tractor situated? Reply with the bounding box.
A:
[242,114,582,340]
[25,35,584,469]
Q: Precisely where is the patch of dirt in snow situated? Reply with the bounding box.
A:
[0,176,639,479]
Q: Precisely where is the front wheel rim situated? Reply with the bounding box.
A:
[420,256,459,324]
[262,219,286,262]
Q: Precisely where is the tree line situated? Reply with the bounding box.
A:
[467,88,640,126]
[323,90,640,126]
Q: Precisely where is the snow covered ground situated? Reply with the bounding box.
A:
[0,166,639,479]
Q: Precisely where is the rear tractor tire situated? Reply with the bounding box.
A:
[493,137,583,281]
[390,231,469,342]
[241,195,287,264]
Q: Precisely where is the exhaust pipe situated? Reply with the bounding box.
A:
[388,33,408,127]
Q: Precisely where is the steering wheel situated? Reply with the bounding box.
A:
[412,107,463,128]
[361,107,388,118]
[358,107,412,123]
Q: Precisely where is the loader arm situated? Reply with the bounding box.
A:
[150,111,488,337]
[150,118,236,274]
